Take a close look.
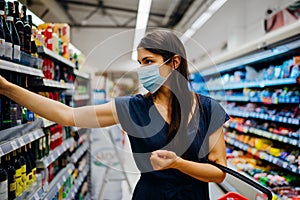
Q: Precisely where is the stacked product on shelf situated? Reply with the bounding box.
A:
[191,34,300,199]
[0,1,91,200]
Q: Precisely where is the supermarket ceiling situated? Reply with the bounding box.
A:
[19,0,196,29]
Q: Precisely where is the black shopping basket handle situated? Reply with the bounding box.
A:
[208,161,273,200]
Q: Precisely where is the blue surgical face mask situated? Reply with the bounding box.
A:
[137,58,172,93]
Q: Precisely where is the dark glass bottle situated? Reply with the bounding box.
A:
[13,1,24,53]
[11,150,22,197]
[28,142,36,182]
[6,1,20,63]
[4,154,16,200]
[0,157,8,200]
[0,0,12,60]
[0,0,5,58]
[17,148,26,192]
[21,6,31,54]
[22,145,32,187]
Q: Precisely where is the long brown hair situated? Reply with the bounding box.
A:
[138,30,200,152]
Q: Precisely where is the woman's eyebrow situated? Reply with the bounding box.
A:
[142,56,153,62]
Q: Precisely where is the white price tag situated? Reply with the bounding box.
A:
[28,134,34,141]
[33,192,39,200]
[18,138,25,146]
[33,131,40,139]
[51,154,55,162]
[11,141,18,149]
[62,176,66,182]
[0,147,4,156]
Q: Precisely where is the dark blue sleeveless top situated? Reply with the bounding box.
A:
[115,94,229,200]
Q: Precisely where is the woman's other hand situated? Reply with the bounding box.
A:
[150,150,180,170]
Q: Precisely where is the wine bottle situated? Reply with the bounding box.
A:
[0,1,5,58]
[6,1,20,63]
[13,1,24,53]
[17,148,26,192]
[11,150,22,196]
[4,154,16,200]
[0,0,12,60]
[28,142,36,183]
[21,6,31,54]
[0,157,8,200]
[23,145,32,187]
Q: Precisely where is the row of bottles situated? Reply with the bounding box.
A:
[0,0,33,63]
[0,70,34,130]
[0,142,36,200]
[0,125,77,200]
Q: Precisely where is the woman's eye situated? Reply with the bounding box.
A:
[144,60,153,64]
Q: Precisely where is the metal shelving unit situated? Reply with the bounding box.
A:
[225,135,300,174]
[225,122,300,147]
[0,59,44,77]
[36,137,75,168]
[37,46,75,69]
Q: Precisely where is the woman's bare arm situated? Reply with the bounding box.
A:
[0,75,118,128]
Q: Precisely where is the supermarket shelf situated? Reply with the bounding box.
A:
[37,46,75,69]
[213,95,300,104]
[226,122,300,147]
[70,141,89,163]
[28,186,44,200]
[43,79,74,90]
[0,59,44,77]
[28,78,75,90]
[36,137,75,168]
[0,129,44,156]
[198,35,300,76]
[36,117,56,128]
[41,163,75,200]
[226,109,300,125]
[74,69,90,79]
[66,165,89,200]
[73,94,90,101]
[207,78,298,91]
[225,135,300,175]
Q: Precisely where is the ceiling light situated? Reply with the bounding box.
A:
[131,0,152,60]
[181,0,227,43]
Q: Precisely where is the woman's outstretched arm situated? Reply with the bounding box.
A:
[0,75,119,128]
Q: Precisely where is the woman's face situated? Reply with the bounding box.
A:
[137,48,172,78]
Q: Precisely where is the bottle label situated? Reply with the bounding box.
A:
[27,172,32,186]
[0,11,4,15]
[0,39,5,57]
[5,42,12,60]
[21,165,26,190]
[9,182,16,192]
[0,180,8,200]
[13,45,20,62]
[32,168,36,182]
[15,169,22,196]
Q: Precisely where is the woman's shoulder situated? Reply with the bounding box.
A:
[115,93,150,108]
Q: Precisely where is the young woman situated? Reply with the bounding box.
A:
[0,30,229,199]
